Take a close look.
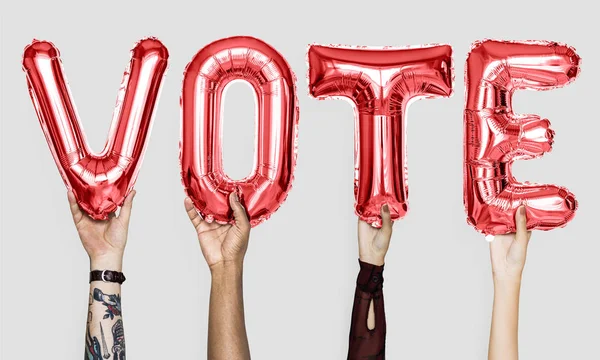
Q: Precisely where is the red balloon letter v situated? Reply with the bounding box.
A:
[23,38,169,219]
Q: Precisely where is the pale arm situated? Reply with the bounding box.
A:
[488,206,532,360]
[489,277,521,360]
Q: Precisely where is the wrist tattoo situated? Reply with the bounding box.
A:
[93,288,122,320]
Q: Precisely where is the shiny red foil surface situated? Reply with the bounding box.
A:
[464,40,580,235]
[308,44,453,227]
[23,38,169,220]
[180,36,299,227]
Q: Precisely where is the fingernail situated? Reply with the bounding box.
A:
[233,193,239,202]
[519,206,526,216]
[382,204,389,212]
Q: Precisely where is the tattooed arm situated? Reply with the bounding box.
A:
[67,190,135,360]
[86,286,125,360]
[184,193,251,360]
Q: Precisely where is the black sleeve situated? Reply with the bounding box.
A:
[347,259,386,360]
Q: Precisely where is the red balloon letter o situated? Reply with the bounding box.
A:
[181,36,299,227]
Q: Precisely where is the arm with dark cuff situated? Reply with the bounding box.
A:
[348,260,386,360]
[348,205,392,360]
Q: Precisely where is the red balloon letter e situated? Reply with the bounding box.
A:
[464,40,580,235]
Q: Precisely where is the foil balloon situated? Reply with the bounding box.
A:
[464,40,580,235]
[180,36,299,227]
[23,38,169,220]
[308,44,453,227]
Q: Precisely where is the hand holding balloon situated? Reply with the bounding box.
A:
[67,190,136,271]
[358,205,393,266]
[489,206,532,281]
[184,193,251,271]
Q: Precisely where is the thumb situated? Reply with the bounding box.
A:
[515,205,531,246]
[67,190,84,224]
[229,192,250,231]
[380,204,392,238]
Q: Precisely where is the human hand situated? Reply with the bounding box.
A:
[489,206,532,281]
[357,204,393,266]
[184,192,250,271]
[67,190,136,271]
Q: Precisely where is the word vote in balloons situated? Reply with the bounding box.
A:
[23,37,581,235]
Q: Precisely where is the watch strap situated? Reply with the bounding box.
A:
[89,270,126,284]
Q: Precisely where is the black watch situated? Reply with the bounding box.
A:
[89,270,126,284]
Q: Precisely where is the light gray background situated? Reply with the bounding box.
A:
[1,0,599,358]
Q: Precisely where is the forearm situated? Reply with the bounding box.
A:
[348,260,386,360]
[85,257,125,360]
[208,263,250,360]
[488,277,522,360]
